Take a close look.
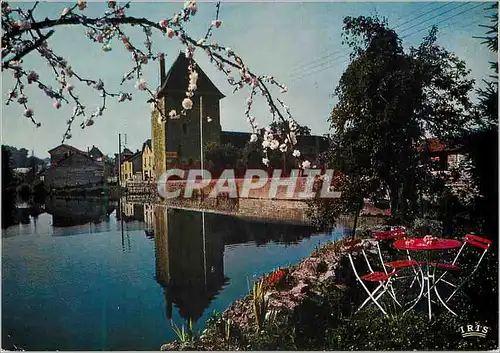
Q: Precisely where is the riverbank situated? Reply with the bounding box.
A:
[160,227,498,351]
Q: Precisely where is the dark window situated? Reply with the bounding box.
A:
[182,123,187,135]
[177,144,182,157]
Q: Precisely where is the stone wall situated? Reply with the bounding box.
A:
[160,177,324,201]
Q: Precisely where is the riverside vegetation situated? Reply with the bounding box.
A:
[161,225,498,351]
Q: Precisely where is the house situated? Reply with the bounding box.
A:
[418,138,466,170]
[44,148,105,189]
[142,139,154,181]
[48,144,88,166]
[115,148,133,178]
[151,52,225,178]
[121,150,143,184]
[88,145,104,161]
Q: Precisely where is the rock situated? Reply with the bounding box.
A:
[319,269,336,282]
[291,281,309,296]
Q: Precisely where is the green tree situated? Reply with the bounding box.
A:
[2,145,16,228]
[317,16,475,227]
[456,3,498,235]
[204,142,240,175]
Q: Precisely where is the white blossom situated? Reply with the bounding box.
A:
[262,158,269,166]
[270,140,279,150]
[292,149,300,158]
[302,160,311,169]
[250,134,258,143]
[182,98,193,110]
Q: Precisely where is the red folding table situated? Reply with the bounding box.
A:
[393,237,462,321]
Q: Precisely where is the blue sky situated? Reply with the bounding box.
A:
[2,1,496,158]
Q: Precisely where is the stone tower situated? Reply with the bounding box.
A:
[151,52,225,178]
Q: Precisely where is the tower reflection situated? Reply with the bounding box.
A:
[153,206,227,322]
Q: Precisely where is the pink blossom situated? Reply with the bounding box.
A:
[118,93,127,102]
[121,36,129,44]
[159,19,168,28]
[17,21,31,30]
[108,1,116,8]
[17,95,27,104]
[53,100,61,109]
[27,71,39,83]
[7,89,17,99]
[96,34,104,43]
[66,84,74,92]
[94,79,104,90]
[135,79,147,91]
[212,19,222,28]
[23,108,34,118]
[116,7,125,17]
[166,28,175,38]
[77,0,87,11]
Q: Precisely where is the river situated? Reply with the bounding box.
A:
[2,197,349,351]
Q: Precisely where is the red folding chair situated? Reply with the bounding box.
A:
[372,227,421,287]
[348,249,400,317]
[429,234,492,302]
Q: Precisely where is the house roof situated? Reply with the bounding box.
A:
[156,52,225,99]
[48,144,87,155]
[417,138,464,153]
[221,131,251,149]
[122,148,133,155]
[52,150,103,168]
[123,151,142,163]
[89,145,104,158]
[142,139,152,153]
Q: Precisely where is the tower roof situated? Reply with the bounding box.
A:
[157,52,225,99]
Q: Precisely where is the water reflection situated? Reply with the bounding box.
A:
[147,204,326,324]
[45,196,116,229]
[2,197,346,350]
[153,207,227,322]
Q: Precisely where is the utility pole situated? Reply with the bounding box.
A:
[118,133,122,187]
[200,95,204,172]
[200,96,204,200]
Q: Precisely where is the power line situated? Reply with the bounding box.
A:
[288,3,465,80]
[402,2,488,39]
[399,2,471,36]
[394,2,453,29]
[288,2,486,83]
[289,3,442,72]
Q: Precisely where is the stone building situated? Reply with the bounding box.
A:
[151,52,225,178]
[44,146,105,190]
